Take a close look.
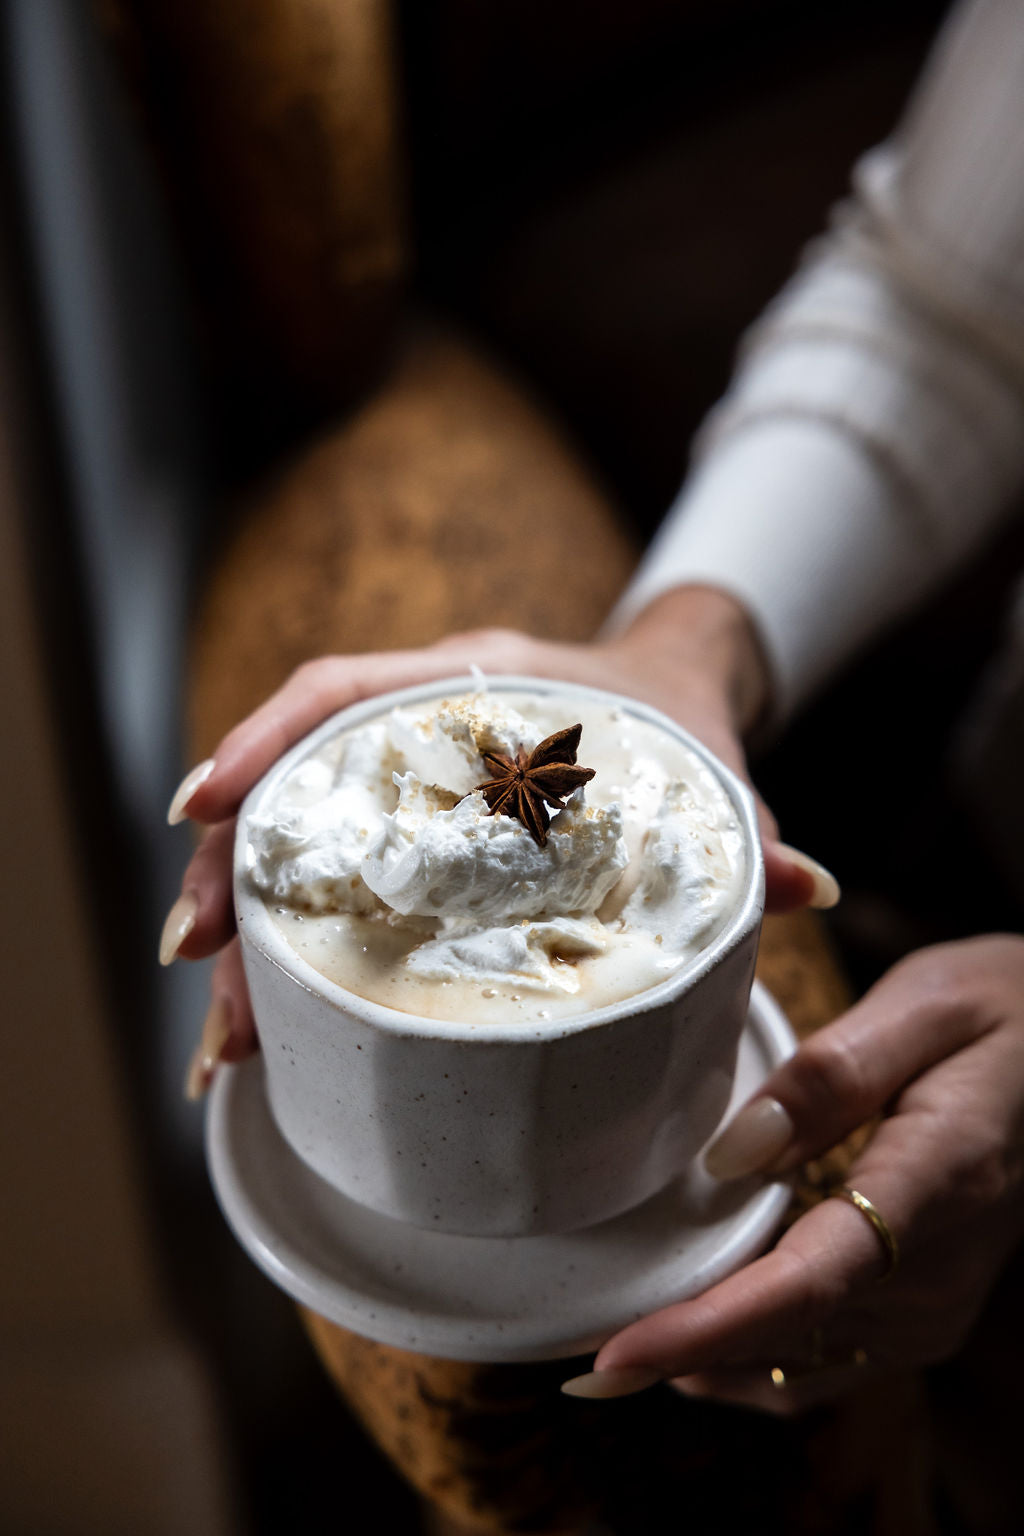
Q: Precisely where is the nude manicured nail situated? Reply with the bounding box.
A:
[703,1096,794,1180]
[167,758,215,825]
[184,996,232,1101]
[776,844,841,909]
[159,890,199,966]
[560,1366,662,1399]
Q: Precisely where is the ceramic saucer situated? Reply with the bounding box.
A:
[206,981,796,1362]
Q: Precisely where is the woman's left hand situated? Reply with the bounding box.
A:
[565,935,1024,1412]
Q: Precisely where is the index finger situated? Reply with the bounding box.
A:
[704,941,1000,1182]
[169,649,487,825]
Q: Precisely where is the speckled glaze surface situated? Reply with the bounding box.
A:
[234,675,765,1237]
[206,984,795,1362]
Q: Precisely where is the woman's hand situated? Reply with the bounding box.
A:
[162,587,836,1093]
[563,935,1024,1411]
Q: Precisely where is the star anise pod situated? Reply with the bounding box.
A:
[469,723,596,846]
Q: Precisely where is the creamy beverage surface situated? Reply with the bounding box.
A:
[245,687,747,1024]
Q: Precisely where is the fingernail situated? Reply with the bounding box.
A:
[560,1366,662,1399]
[184,995,232,1100]
[704,1096,794,1180]
[776,844,841,909]
[159,891,199,966]
[168,758,215,825]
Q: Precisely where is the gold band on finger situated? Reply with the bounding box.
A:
[831,1185,900,1280]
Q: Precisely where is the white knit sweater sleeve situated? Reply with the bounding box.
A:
[609,0,1024,718]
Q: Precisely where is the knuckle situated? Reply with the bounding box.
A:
[434,625,505,645]
[915,1105,1018,1219]
[290,656,330,686]
[958,1128,1015,1209]
[440,627,535,669]
[285,655,343,705]
[789,1031,869,1116]
[895,940,1016,1028]
[299,655,351,709]
[191,824,225,873]
[889,945,965,1008]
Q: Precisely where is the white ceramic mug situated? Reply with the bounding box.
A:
[234,676,765,1237]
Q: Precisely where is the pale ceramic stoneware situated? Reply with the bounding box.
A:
[206,986,795,1362]
[233,675,765,1238]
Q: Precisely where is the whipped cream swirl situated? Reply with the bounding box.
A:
[245,686,747,1022]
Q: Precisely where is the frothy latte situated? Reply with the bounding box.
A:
[244,685,746,1025]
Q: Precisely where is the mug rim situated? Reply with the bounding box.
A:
[234,673,765,1044]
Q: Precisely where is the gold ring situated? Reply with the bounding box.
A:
[770,1348,868,1389]
[831,1185,900,1280]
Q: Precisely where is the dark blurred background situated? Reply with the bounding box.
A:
[11,1,1015,1532]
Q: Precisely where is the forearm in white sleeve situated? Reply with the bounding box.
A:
[609,0,1024,720]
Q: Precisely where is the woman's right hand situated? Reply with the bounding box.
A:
[162,590,838,1095]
